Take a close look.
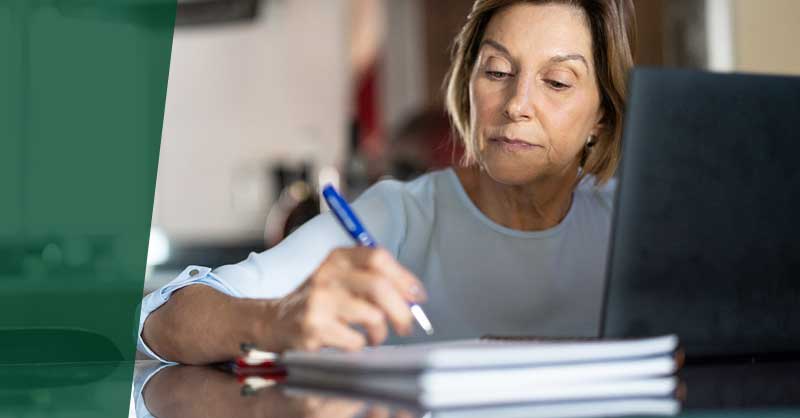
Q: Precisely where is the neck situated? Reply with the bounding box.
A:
[455,164,579,231]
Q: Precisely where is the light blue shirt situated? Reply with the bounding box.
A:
[138,168,615,362]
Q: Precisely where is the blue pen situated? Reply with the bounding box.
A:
[322,184,434,336]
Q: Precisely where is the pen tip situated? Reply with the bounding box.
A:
[410,304,434,336]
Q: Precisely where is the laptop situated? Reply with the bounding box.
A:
[601,68,800,361]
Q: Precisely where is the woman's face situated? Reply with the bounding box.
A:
[469,2,603,185]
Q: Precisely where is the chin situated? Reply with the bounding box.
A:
[480,153,547,185]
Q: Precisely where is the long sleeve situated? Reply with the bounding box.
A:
[137,179,409,361]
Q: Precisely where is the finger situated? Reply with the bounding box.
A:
[393,409,417,418]
[340,271,414,336]
[310,398,367,418]
[319,320,368,352]
[336,296,389,346]
[347,247,428,303]
[364,405,391,418]
[368,250,428,303]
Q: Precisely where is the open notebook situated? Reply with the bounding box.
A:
[280,335,679,408]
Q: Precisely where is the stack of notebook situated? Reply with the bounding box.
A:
[279,335,681,410]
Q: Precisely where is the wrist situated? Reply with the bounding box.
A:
[245,298,283,353]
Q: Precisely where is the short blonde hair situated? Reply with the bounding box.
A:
[444,0,637,185]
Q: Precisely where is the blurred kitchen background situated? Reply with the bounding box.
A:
[144,0,800,291]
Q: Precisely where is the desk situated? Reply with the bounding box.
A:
[0,360,798,417]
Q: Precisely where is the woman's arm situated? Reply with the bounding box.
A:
[139,178,421,364]
[141,284,276,365]
[142,247,426,364]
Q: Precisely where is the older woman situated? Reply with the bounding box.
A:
[140,0,637,365]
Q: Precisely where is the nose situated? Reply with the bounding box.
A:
[503,72,536,122]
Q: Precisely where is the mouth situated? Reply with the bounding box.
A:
[489,136,540,151]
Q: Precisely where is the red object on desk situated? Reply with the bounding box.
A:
[232,347,286,378]
[232,361,287,378]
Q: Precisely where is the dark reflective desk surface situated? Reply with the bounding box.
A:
[1,360,799,418]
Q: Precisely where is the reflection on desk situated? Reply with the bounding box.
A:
[678,361,800,409]
[1,360,797,418]
[131,360,800,418]
[0,361,134,418]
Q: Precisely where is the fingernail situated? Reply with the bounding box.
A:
[408,285,427,302]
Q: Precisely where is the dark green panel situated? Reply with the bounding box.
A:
[0,2,22,238]
[0,0,176,415]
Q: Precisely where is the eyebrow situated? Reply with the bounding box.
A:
[480,38,512,57]
[549,54,589,70]
[480,38,590,71]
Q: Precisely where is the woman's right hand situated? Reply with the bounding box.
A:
[266,247,427,352]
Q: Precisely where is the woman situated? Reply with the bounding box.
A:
[139,0,636,365]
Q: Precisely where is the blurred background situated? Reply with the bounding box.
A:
[145,0,800,290]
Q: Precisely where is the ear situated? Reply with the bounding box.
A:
[590,107,605,137]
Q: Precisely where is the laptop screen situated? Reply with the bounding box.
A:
[601,68,800,360]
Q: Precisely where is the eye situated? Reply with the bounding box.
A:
[486,71,512,80]
[545,79,571,90]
